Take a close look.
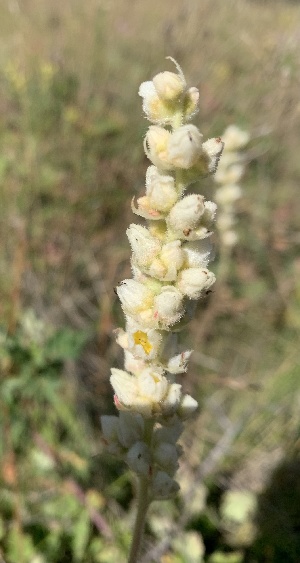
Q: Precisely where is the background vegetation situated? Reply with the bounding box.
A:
[0,0,300,561]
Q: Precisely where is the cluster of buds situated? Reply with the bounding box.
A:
[101,59,224,501]
[214,125,250,248]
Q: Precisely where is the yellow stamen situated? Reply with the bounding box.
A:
[133,330,152,355]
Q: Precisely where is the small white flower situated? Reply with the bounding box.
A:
[127,224,161,267]
[138,81,174,125]
[116,279,155,317]
[151,471,180,499]
[126,441,151,476]
[167,194,205,234]
[153,286,185,327]
[177,267,216,299]
[166,350,193,374]
[138,367,168,403]
[167,125,203,169]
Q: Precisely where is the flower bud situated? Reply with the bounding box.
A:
[125,318,163,360]
[202,137,224,174]
[151,471,180,499]
[167,194,205,233]
[167,125,203,169]
[110,368,137,407]
[144,126,172,170]
[116,412,144,448]
[138,81,174,124]
[153,71,185,101]
[149,240,184,281]
[126,441,151,476]
[166,350,193,374]
[161,383,182,416]
[153,286,184,327]
[154,442,179,473]
[146,166,178,212]
[127,224,161,267]
[183,87,200,120]
[101,415,120,444]
[177,394,198,419]
[116,279,154,317]
[177,268,215,299]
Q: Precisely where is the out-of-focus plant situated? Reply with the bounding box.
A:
[214,125,249,282]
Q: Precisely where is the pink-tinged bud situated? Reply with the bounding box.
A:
[177,268,216,299]
[151,471,180,499]
[166,350,193,374]
[153,286,184,327]
[144,126,172,170]
[167,125,203,169]
[152,71,185,101]
[167,194,205,233]
[116,279,154,316]
[127,224,161,267]
[126,441,151,476]
[177,394,198,419]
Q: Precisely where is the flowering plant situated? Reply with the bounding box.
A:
[101,58,224,563]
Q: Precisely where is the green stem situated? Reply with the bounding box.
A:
[127,476,150,563]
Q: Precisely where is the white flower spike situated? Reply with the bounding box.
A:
[101,59,224,561]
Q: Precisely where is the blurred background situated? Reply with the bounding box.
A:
[0,0,300,561]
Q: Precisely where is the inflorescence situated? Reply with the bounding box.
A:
[101,58,224,501]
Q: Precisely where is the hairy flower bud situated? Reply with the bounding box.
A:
[144,126,172,170]
[126,441,151,476]
[167,125,203,169]
[177,394,198,419]
[127,224,161,267]
[153,286,184,327]
[177,267,216,299]
[153,71,185,101]
[166,350,193,374]
[116,279,154,317]
[146,166,178,212]
[167,194,205,234]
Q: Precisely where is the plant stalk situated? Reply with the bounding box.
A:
[128,476,150,563]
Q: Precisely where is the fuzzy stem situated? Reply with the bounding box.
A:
[128,476,150,563]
